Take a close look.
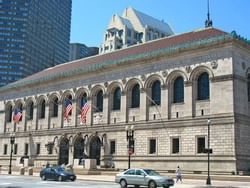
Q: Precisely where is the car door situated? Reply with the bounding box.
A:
[135,169,146,186]
[44,168,51,180]
[123,169,136,185]
[50,168,57,180]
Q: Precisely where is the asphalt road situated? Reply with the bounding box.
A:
[1,175,250,188]
[0,175,118,188]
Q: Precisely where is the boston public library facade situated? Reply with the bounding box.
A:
[0,27,250,174]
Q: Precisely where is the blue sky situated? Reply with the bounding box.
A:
[70,0,250,47]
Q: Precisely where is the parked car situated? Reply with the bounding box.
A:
[115,168,174,188]
[40,166,76,181]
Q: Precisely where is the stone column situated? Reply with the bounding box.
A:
[140,88,148,121]
[45,103,50,129]
[160,84,168,119]
[68,145,74,165]
[102,93,109,124]
[58,101,63,128]
[71,99,77,127]
[34,104,39,130]
[185,81,193,117]
[86,97,92,126]
[120,91,127,123]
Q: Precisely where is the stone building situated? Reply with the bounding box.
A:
[99,7,174,54]
[0,27,250,174]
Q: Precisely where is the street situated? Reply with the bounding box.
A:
[0,175,250,188]
[0,175,116,188]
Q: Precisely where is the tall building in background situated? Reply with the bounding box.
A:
[99,7,174,54]
[0,0,72,87]
[69,43,98,61]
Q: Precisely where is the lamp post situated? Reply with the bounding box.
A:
[8,133,15,174]
[125,125,134,169]
[206,119,211,185]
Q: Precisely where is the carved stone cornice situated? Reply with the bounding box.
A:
[103,93,109,98]
[210,74,234,83]
[121,90,127,96]
[161,84,168,90]
[185,81,192,86]
[140,88,146,93]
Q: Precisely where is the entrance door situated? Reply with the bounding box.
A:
[89,136,101,165]
[74,136,84,160]
[58,137,69,165]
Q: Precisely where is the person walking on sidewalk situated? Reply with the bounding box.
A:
[176,166,182,183]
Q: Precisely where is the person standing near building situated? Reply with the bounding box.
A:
[176,166,182,183]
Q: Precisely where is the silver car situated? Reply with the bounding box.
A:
[115,168,174,188]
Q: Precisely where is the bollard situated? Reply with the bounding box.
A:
[20,167,25,175]
[28,167,33,175]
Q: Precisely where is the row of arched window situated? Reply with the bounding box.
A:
[5,72,210,123]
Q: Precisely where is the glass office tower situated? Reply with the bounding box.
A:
[0,0,72,87]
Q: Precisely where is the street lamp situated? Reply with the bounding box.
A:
[206,119,211,185]
[125,125,134,169]
[8,133,15,174]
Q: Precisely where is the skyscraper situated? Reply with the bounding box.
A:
[69,43,98,61]
[0,0,72,87]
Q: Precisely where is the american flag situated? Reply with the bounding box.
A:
[80,103,90,124]
[64,99,73,121]
[13,108,22,123]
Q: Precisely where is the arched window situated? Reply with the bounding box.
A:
[27,101,34,120]
[248,74,250,101]
[52,97,58,117]
[14,104,23,122]
[131,84,140,108]
[80,93,87,108]
[39,99,46,119]
[79,93,88,115]
[151,80,161,105]
[197,72,210,100]
[173,76,184,103]
[96,90,103,112]
[113,87,121,110]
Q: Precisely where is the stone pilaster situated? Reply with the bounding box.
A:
[140,88,148,121]
[120,91,127,123]
[160,84,168,119]
[102,93,109,124]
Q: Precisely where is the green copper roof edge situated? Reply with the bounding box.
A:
[2,32,247,91]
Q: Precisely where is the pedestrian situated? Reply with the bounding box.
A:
[176,166,182,183]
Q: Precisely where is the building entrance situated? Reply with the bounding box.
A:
[74,136,85,161]
[89,136,101,165]
[58,137,69,165]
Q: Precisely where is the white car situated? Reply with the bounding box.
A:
[115,168,174,188]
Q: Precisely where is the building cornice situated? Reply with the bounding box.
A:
[1,30,249,92]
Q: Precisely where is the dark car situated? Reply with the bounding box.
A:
[40,166,76,181]
[115,168,174,188]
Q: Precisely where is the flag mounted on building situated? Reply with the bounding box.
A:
[13,108,22,123]
[80,102,90,124]
[64,99,73,122]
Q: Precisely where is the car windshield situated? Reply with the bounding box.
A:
[55,166,73,173]
[56,167,65,172]
[143,169,160,176]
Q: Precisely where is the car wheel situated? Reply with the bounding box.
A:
[148,180,157,188]
[41,175,46,181]
[58,175,63,181]
[120,179,127,188]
